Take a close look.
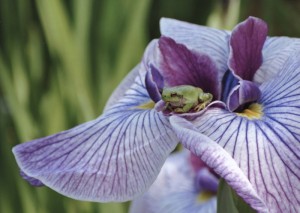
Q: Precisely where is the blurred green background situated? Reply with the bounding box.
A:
[1,0,300,212]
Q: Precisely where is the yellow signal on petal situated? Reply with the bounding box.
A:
[136,100,155,109]
[236,103,263,120]
[197,191,215,203]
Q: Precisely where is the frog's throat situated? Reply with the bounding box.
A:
[236,103,263,120]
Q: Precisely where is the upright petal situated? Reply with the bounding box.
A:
[129,151,217,213]
[160,18,229,80]
[158,36,219,98]
[170,116,267,213]
[13,71,178,202]
[187,53,300,212]
[228,17,268,81]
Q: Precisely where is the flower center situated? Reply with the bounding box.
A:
[236,103,263,120]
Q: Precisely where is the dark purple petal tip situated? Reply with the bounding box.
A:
[158,36,220,98]
[20,170,44,187]
[145,65,164,102]
[229,16,268,81]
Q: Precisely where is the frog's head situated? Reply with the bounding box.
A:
[161,87,183,103]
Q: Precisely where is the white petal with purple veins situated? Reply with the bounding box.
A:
[255,36,300,83]
[13,72,178,202]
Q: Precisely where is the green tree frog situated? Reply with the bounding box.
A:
[161,85,213,113]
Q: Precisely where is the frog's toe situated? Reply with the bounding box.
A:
[194,104,206,112]
[174,108,184,113]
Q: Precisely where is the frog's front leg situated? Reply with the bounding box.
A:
[174,103,194,113]
[164,102,172,111]
[194,93,213,111]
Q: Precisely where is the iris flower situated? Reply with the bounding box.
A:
[129,150,218,213]
[13,17,300,212]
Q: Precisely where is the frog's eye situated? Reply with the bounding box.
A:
[171,93,177,97]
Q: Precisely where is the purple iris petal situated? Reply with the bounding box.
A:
[228,80,261,112]
[185,53,300,212]
[158,36,219,98]
[255,36,300,83]
[145,65,164,102]
[170,116,267,212]
[130,151,217,213]
[229,16,268,81]
[160,18,229,81]
[13,71,178,202]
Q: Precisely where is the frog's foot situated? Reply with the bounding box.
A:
[194,103,208,112]
[173,108,185,113]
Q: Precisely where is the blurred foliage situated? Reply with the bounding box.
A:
[1,0,300,212]
[240,0,300,36]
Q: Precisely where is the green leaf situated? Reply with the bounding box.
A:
[217,179,256,213]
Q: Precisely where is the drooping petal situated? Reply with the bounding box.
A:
[254,36,300,83]
[13,71,178,202]
[228,17,268,81]
[104,64,141,111]
[186,53,300,212]
[160,18,229,81]
[227,80,261,112]
[158,36,219,98]
[145,65,164,102]
[129,151,217,213]
[170,116,268,213]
